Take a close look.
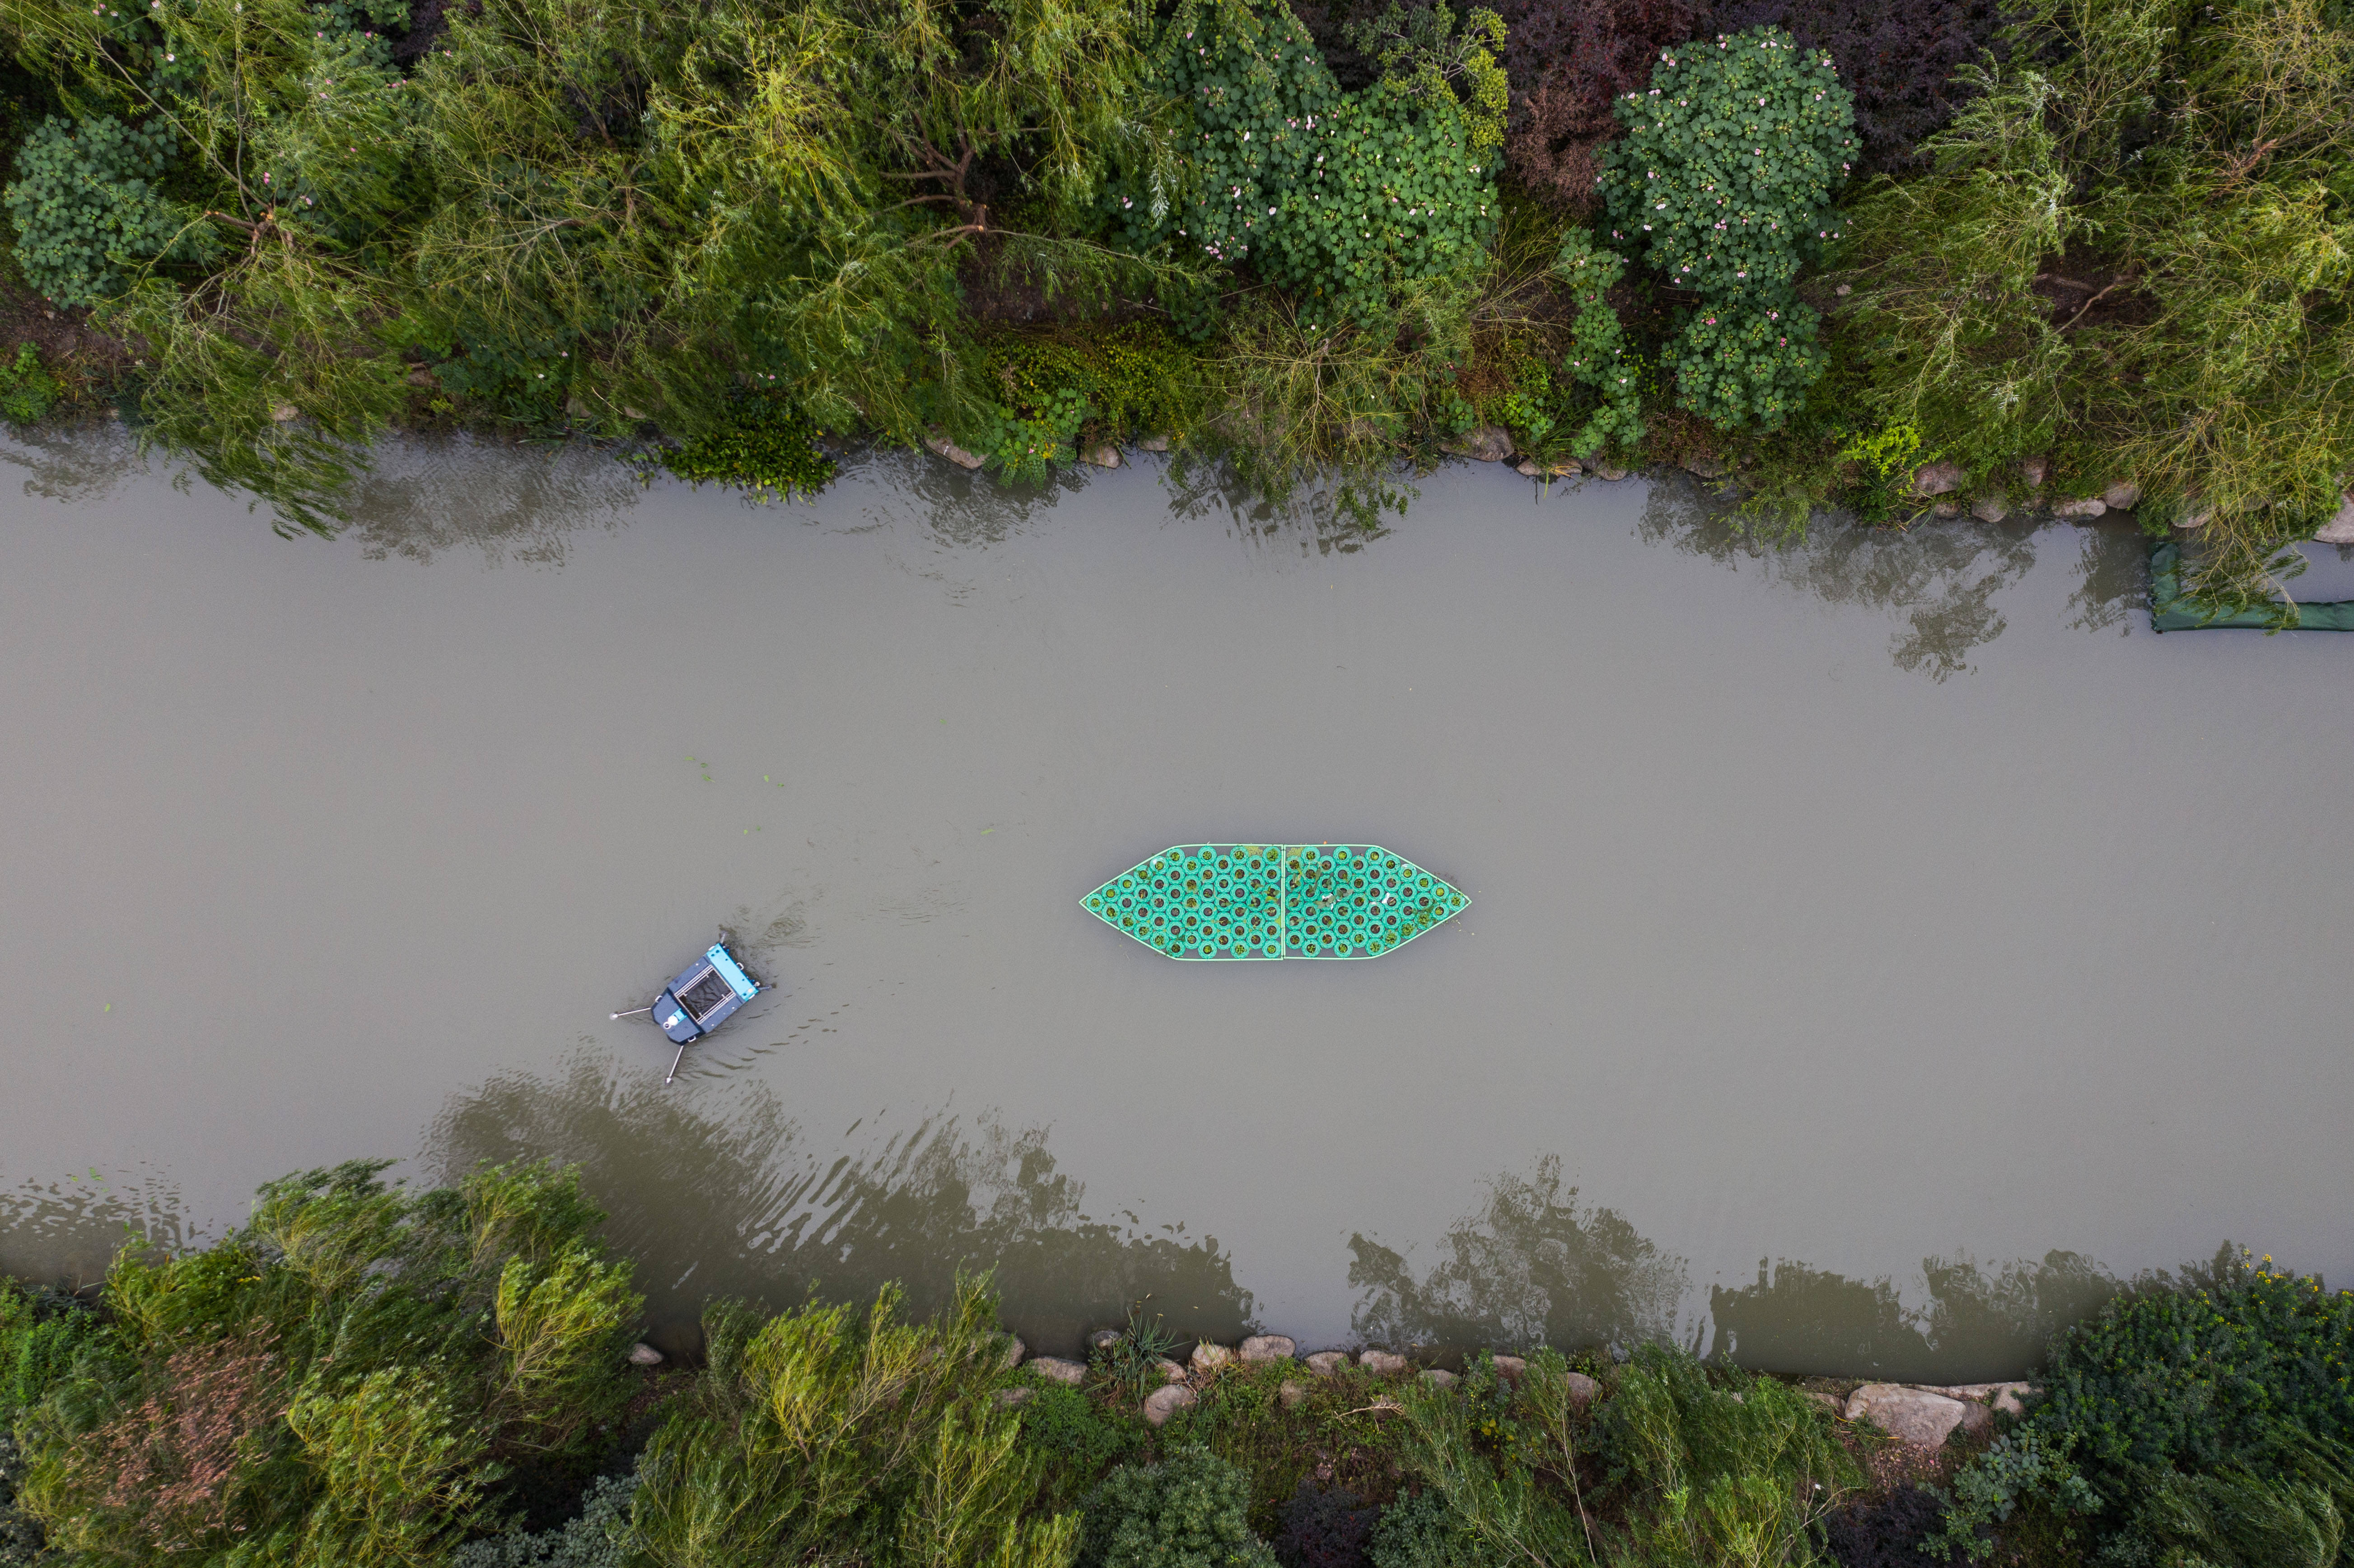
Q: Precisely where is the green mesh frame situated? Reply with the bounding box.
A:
[1083,845,1469,960]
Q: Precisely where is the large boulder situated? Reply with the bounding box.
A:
[1490,1355,1527,1382]
[1028,1357,1088,1386]
[1239,1335,1296,1363]
[1088,1329,1122,1353]
[1421,1369,1460,1389]
[1303,1351,1350,1377]
[1911,461,1967,497]
[1081,444,1122,469]
[2102,481,2143,510]
[2052,497,2107,518]
[2019,455,2050,490]
[1357,1349,1410,1376]
[925,429,985,470]
[1441,425,1513,462]
[1279,1380,1311,1409]
[628,1342,664,1367]
[1001,1335,1026,1370]
[1158,1358,1189,1384]
[1844,1384,1981,1447]
[1142,1385,1198,1426]
[1190,1342,1234,1374]
[1970,495,2010,523]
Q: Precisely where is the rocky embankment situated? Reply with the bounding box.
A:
[931,423,2354,542]
[990,1331,2032,1449]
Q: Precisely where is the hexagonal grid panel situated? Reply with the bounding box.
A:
[1081,845,1468,960]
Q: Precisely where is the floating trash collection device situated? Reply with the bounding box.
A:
[1084,845,1468,959]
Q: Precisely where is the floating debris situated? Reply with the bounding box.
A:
[1084,845,1468,960]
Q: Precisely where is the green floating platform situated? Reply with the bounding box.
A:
[1084,845,1469,960]
[2151,541,2354,631]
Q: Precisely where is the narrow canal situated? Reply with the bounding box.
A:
[5,429,2349,1381]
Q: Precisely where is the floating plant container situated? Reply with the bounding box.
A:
[1083,845,1468,960]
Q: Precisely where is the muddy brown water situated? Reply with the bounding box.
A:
[5,429,2351,1381]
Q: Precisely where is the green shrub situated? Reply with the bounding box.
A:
[1079,1445,1277,1568]
[987,327,1206,446]
[1592,1347,1855,1566]
[1550,230,1642,456]
[1018,1385,1141,1512]
[0,1433,42,1568]
[0,345,61,427]
[1932,1254,2354,1562]
[453,1473,639,1568]
[2036,1257,2354,1492]
[982,387,1091,484]
[662,389,838,500]
[1919,1428,2097,1562]
[1112,0,1498,334]
[1601,28,1856,431]
[1831,420,1930,524]
[4,115,198,308]
[0,1286,96,1421]
[1364,1488,1476,1568]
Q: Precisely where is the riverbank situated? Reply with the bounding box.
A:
[8,0,2354,608]
[3,1158,2346,1568]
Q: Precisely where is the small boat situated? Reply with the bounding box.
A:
[628,942,761,1081]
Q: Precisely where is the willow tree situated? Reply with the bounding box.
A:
[2,0,419,530]
[1831,0,2354,604]
[404,0,1173,446]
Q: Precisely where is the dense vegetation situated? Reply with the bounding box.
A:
[4,1160,2352,1568]
[2,0,2349,597]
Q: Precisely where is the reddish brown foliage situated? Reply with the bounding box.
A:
[1702,0,2008,173]
[1484,0,2005,208]
[1496,0,1698,211]
[70,1328,288,1552]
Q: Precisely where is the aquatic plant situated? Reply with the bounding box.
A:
[0,345,63,427]
[1093,1304,1185,1405]
[661,388,839,501]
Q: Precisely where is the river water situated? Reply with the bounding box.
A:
[5,428,2350,1381]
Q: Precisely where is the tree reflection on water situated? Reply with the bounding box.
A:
[1636,476,2146,680]
[426,1050,1253,1358]
[1347,1156,1690,1356]
[1346,1155,2156,1381]
[1707,1252,2123,1383]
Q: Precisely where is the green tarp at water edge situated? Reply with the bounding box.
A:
[2149,541,2354,631]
